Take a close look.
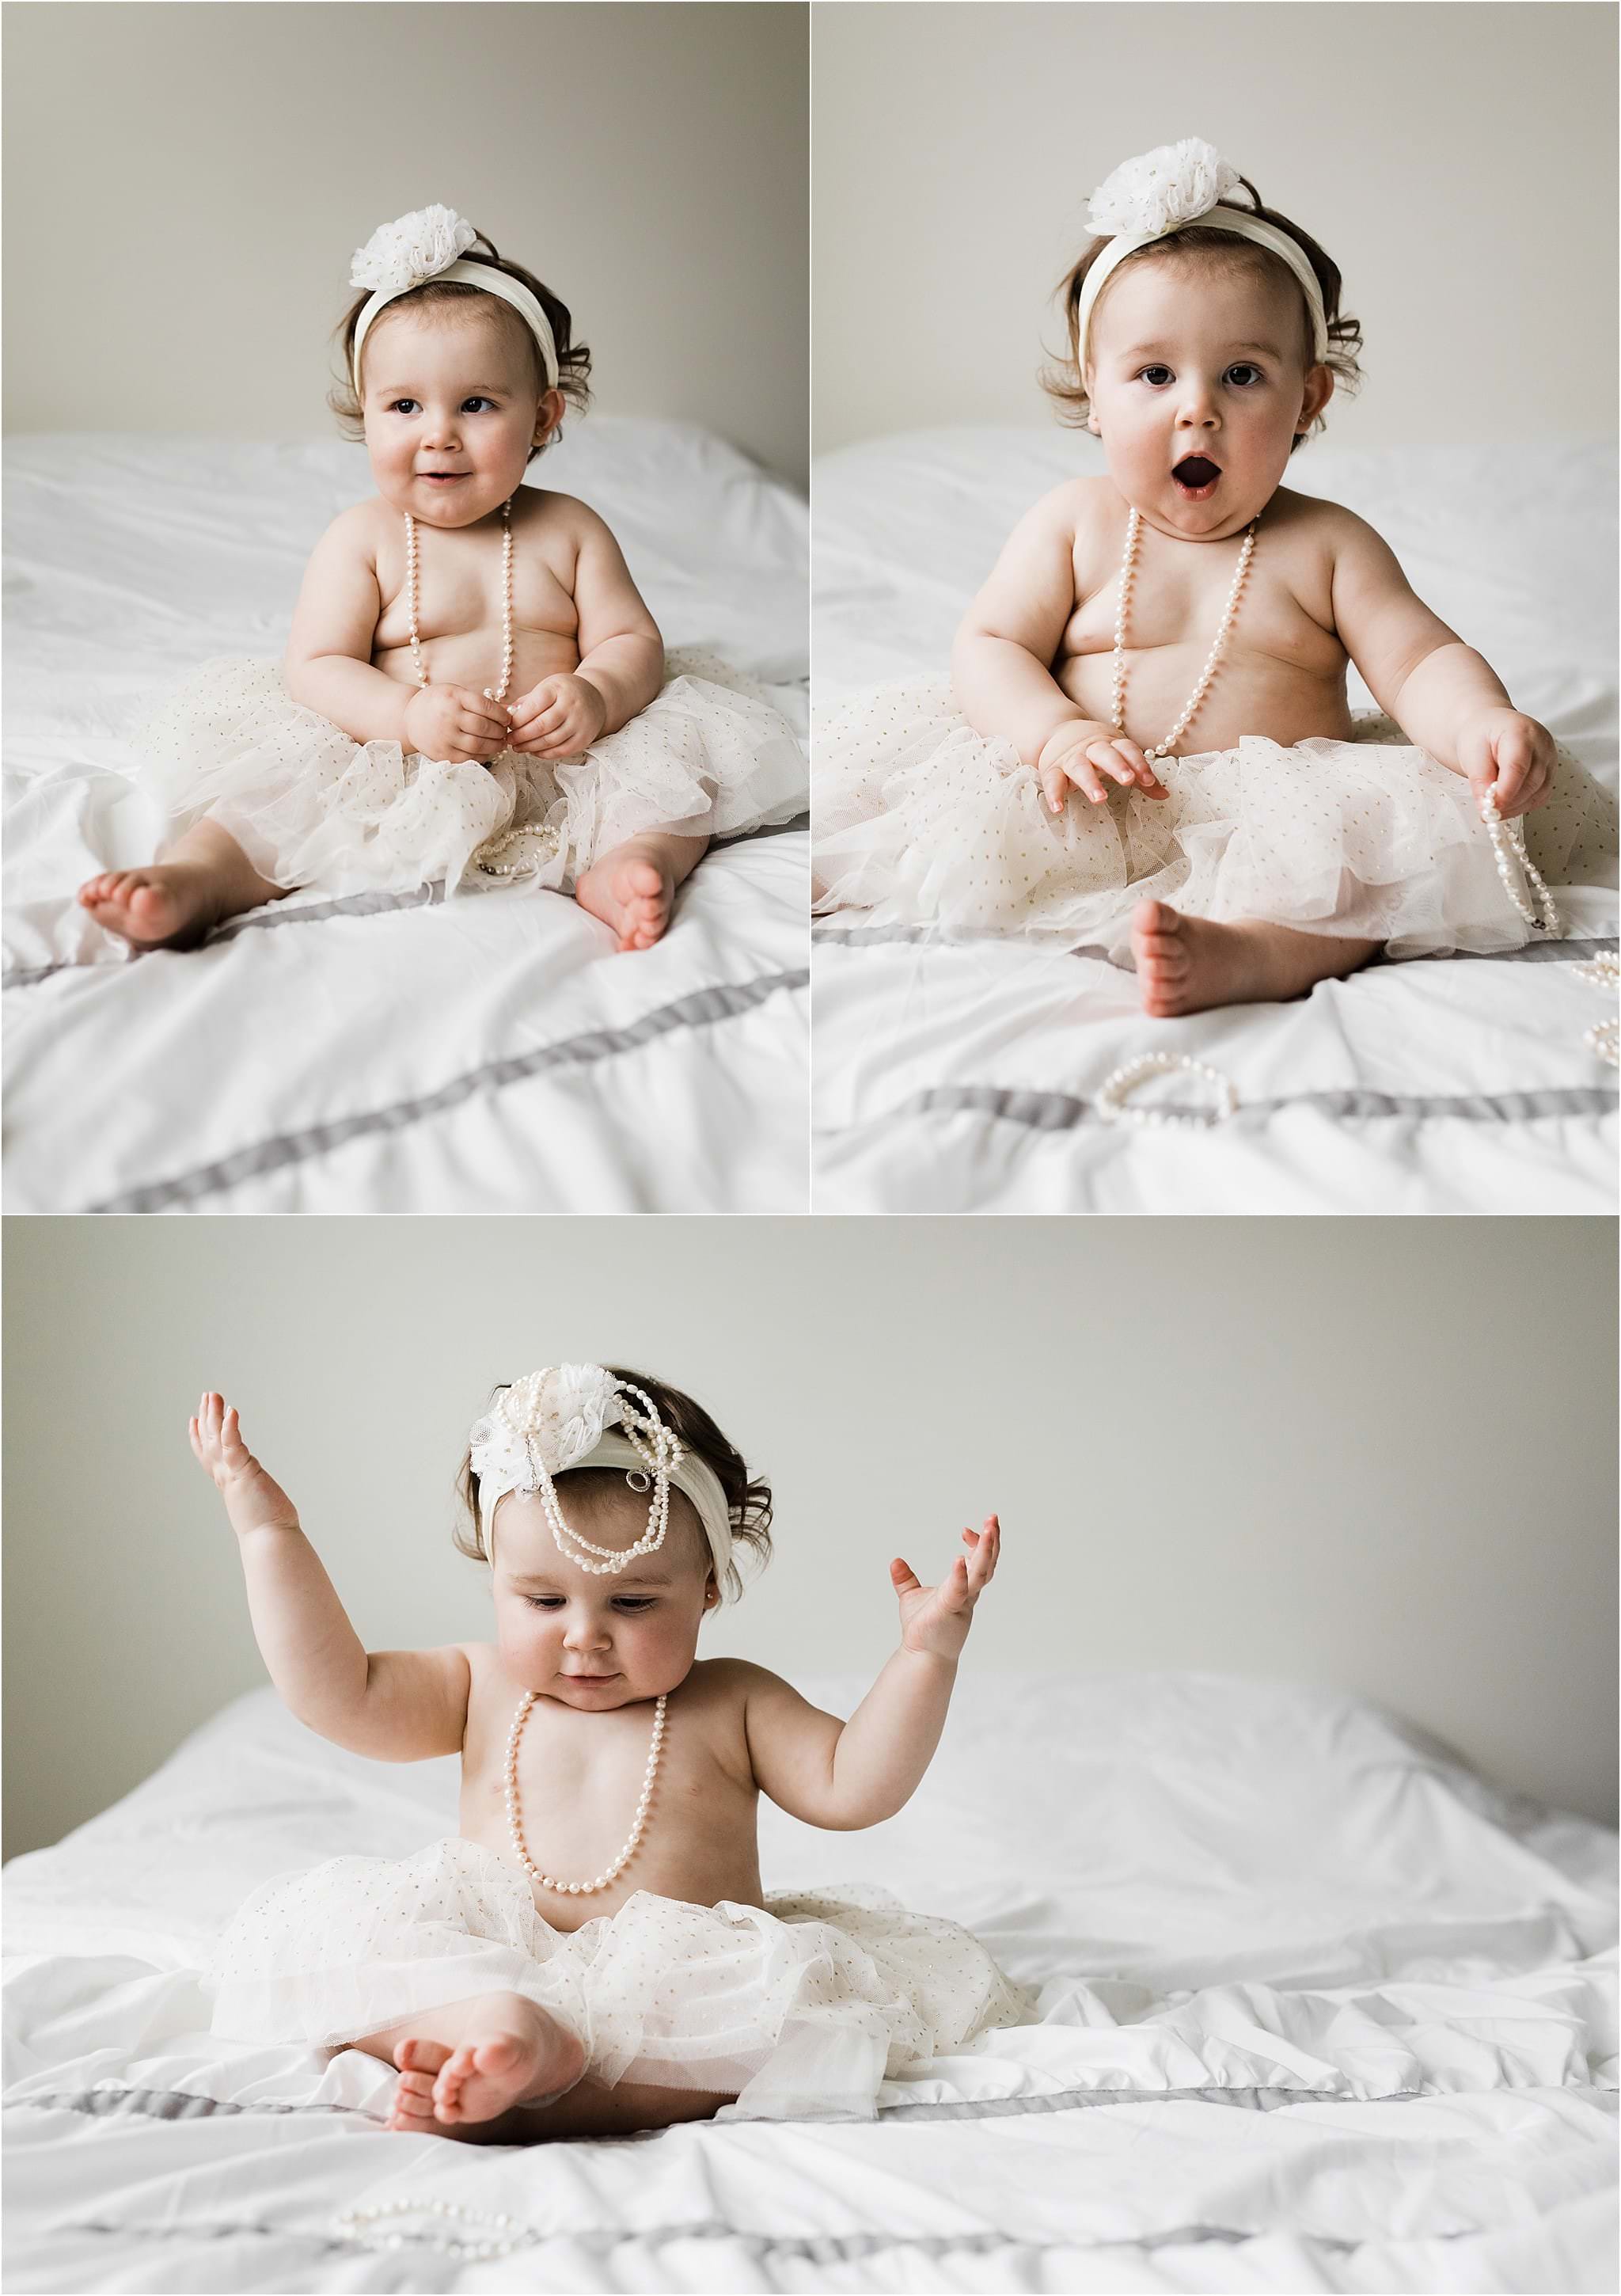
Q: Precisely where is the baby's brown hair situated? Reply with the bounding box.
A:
[328,226,592,464]
[454,1367,773,1602]
[1042,177,1363,453]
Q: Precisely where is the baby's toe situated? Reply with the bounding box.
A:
[396,2035,452,2076]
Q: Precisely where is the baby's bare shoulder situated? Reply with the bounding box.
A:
[1269,486,1390,562]
[681,1655,776,1713]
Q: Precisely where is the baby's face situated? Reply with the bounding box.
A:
[359,309,563,528]
[490,1477,718,1711]
[1084,259,1332,542]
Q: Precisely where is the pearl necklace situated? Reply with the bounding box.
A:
[404,495,564,880]
[1574,949,1619,1066]
[1097,1050,1238,1128]
[404,494,514,707]
[505,1690,666,1894]
[335,2198,533,2261]
[1479,792,1560,936]
[1112,507,1258,761]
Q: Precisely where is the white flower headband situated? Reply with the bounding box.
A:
[1074,139,1330,375]
[469,1366,735,1591]
[349,203,560,398]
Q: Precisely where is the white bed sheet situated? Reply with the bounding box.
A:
[811,432,1619,1215]
[5,1672,1614,2294]
[2,424,808,1214]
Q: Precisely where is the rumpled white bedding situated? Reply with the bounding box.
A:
[812,432,1619,1215]
[5,1673,1614,2294]
[2,423,808,1213]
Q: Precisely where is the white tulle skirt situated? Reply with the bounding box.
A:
[814,675,1616,959]
[206,1837,1034,2117]
[131,648,805,901]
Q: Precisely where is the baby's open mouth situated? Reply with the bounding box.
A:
[1172,457,1222,498]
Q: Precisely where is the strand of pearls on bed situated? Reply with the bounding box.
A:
[1574,949,1619,1066]
[1112,507,1258,761]
[506,1690,666,1893]
[1096,1050,1239,1129]
[335,2198,532,2260]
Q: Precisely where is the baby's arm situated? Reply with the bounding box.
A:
[742,1517,1001,1829]
[283,510,509,763]
[953,489,1164,808]
[506,502,664,761]
[190,1393,469,1762]
[1329,512,1555,817]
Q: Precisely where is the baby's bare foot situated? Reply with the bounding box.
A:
[575,838,677,952]
[77,865,220,951]
[389,2010,583,2134]
[1131,899,1380,1015]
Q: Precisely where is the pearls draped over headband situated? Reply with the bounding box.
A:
[468,1366,735,1589]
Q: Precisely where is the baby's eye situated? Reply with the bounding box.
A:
[613,1598,655,1612]
[524,1595,564,1610]
[1137,366,1174,387]
[1224,364,1265,388]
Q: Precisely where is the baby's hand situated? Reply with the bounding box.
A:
[189,1393,300,1541]
[1456,709,1555,821]
[1038,722,1167,812]
[890,1515,1000,1662]
[506,674,609,760]
[403,685,514,766]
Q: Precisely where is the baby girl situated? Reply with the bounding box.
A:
[814,140,1613,1014]
[80,205,802,955]
[193,1367,1030,2139]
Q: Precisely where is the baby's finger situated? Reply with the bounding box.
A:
[188,1416,203,1462]
[1039,759,1071,815]
[1091,740,1137,789]
[940,1554,970,1608]
[890,1557,922,1594]
[1069,753,1110,806]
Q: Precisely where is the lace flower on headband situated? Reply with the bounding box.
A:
[469,1365,629,1500]
[1084,138,1243,238]
[350,203,479,296]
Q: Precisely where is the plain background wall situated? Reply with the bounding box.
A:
[2,2,809,488]
[5,1216,1615,1860]
[813,1,1618,453]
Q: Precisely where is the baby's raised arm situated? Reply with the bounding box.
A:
[740,1517,1001,1830]
[953,487,1164,808]
[191,1393,469,1762]
[283,509,510,763]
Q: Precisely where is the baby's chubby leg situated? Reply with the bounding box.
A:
[1131,900,1380,1017]
[353,1991,587,2138]
[575,830,708,952]
[78,819,287,951]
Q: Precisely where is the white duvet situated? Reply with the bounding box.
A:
[5,1671,1614,2293]
[2,423,809,1214]
[812,432,1619,1215]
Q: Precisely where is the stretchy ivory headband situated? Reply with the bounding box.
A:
[469,1366,735,1591]
[349,203,560,398]
[1075,139,1329,375]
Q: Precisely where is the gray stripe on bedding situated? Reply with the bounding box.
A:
[37,2209,1372,2265]
[86,967,809,1215]
[813,924,1620,966]
[8,2077,1419,2130]
[890,1081,1618,1131]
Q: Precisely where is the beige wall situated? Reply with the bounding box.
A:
[813,1,1617,453]
[2,1,808,488]
[5,1216,1615,1860]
